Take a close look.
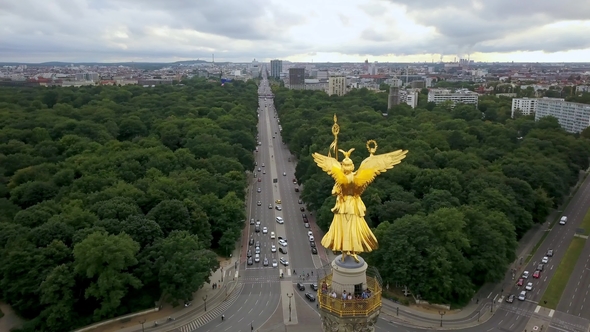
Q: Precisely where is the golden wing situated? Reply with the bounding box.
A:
[354,149,408,192]
[312,152,347,185]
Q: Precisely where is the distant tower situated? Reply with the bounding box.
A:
[212,53,215,64]
[388,79,400,111]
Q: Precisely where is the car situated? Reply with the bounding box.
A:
[268,204,273,209]
[522,271,530,279]
[276,205,282,211]
[304,223,310,228]
[256,220,261,226]
[305,293,316,302]
[257,188,261,193]
[506,294,515,303]
[518,291,526,301]
[257,201,262,206]
[298,199,303,204]
[262,227,268,234]
[547,249,554,257]
[311,247,318,254]
[247,258,253,265]
[279,247,287,254]
[249,238,254,245]
[247,250,252,257]
[309,235,314,242]
[254,254,260,262]
[542,256,549,264]
[263,170,266,174]
[302,213,307,219]
[263,258,269,266]
[275,199,282,204]
[559,216,567,225]
[257,168,261,172]
[308,231,313,237]
[272,259,278,267]
[258,178,261,182]
[255,246,261,254]
[533,270,541,278]
[283,172,287,176]
[278,239,288,247]
[262,163,265,167]
[271,244,276,252]
[310,241,316,248]
[311,284,318,291]
[517,278,524,286]
[525,282,533,291]
[300,206,305,211]
[276,217,284,224]
[255,225,260,233]
[270,231,275,239]
[273,136,275,139]
[537,264,544,271]
[256,241,260,247]
[280,257,289,266]
[250,218,255,224]
[297,283,306,291]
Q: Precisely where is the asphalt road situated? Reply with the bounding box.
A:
[194,72,322,332]
[558,177,590,319]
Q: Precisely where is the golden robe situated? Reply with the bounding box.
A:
[321,182,378,253]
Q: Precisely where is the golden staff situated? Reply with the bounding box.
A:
[328,114,339,161]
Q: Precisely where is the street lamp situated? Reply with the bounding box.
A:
[438,310,446,327]
[203,295,208,311]
[138,319,146,332]
[287,293,293,322]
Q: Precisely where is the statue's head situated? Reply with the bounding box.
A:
[339,148,355,174]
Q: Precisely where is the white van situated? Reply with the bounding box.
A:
[559,216,568,225]
[276,217,284,224]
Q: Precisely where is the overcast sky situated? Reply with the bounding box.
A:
[2,0,590,63]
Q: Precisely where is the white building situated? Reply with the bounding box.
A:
[535,99,590,133]
[511,97,565,118]
[399,90,419,109]
[427,89,479,107]
[328,76,347,96]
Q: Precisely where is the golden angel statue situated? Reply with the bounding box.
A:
[312,143,408,262]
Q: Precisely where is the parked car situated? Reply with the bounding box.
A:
[311,247,318,254]
[247,250,252,258]
[300,206,305,211]
[247,258,253,265]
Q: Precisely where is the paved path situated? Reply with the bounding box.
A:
[0,301,24,332]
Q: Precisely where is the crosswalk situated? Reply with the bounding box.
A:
[241,275,280,284]
[178,283,244,332]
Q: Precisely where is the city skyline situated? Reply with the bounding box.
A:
[1,0,590,63]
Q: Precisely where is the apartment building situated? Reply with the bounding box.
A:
[288,68,305,90]
[270,60,282,79]
[535,99,590,133]
[511,97,565,118]
[427,89,479,107]
[328,76,347,96]
[400,90,419,109]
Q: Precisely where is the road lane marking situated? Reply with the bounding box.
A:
[535,305,541,313]
[549,309,555,317]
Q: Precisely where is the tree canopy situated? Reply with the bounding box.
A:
[0,78,257,331]
[273,86,590,305]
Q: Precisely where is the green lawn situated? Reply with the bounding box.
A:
[540,237,586,309]
[579,207,590,236]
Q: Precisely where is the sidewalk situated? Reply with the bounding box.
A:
[90,245,242,332]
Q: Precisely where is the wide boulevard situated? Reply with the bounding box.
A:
[193,69,590,332]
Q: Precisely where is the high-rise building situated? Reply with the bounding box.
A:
[270,60,282,79]
[289,68,305,89]
[427,89,479,107]
[387,80,400,110]
[328,76,347,96]
[511,97,565,118]
[535,99,590,133]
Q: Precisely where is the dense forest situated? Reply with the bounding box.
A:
[273,87,590,305]
[0,78,258,331]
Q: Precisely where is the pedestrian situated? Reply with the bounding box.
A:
[476,298,479,304]
[222,314,225,321]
